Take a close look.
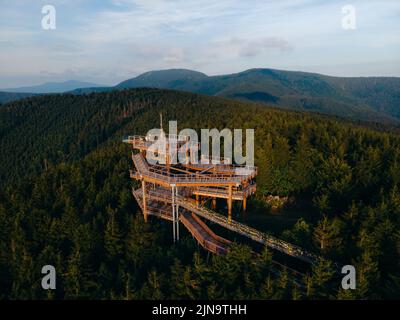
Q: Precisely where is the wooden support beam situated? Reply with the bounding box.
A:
[169,184,179,242]
[176,202,180,241]
[243,196,247,212]
[185,136,189,165]
[199,166,214,174]
[172,185,176,242]
[212,197,217,210]
[165,166,189,174]
[228,185,232,223]
[166,153,170,175]
[196,194,200,206]
[142,180,148,222]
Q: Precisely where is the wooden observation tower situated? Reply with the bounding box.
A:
[123,119,317,263]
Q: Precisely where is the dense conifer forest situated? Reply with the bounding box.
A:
[1,88,400,299]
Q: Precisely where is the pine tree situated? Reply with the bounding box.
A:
[146,270,164,300]
[314,215,343,256]
[104,207,123,258]
[126,215,158,272]
[292,283,303,300]
[192,252,211,299]
[356,250,380,299]
[122,271,136,300]
[181,266,200,299]
[309,258,335,299]
[170,259,186,299]
[273,268,292,299]
[282,218,312,248]
[259,274,274,299]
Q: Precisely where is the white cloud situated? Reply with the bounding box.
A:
[0,0,399,87]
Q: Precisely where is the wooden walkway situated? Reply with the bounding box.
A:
[133,187,231,255]
[132,153,248,186]
[125,133,318,264]
[180,211,231,255]
[133,187,317,264]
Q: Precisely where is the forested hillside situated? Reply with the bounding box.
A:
[0,92,38,104]
[5,68,400,124]
[1,88,400,299]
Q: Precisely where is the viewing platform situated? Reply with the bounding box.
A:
[124,129,317,264]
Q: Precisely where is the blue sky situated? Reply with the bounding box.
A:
[0,0,399,87]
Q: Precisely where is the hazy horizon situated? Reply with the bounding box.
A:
[2,66,400,91]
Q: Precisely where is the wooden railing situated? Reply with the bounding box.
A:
[133,185,318,263]
[123,135,199,150]
[186,162,257,177]
[182,200,317,263]
[132,153,247,185]
[124,135,257,176]
[193,184,257,199]
[132,188,173,221]
[140,188,317,264]
[180,211,230,255]
[133,187,230,255]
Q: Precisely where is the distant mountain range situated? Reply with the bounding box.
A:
[0,80,103,105]
[0,80,103,104]
[2,69,400,124]
[1,80,103,94]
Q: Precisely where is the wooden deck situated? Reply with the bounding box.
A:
[131,152,251,186]
[192,185,256,200]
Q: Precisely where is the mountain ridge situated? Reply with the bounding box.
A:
[1,79,104,94]
[2,68,399,124]
[113,68,400,123]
